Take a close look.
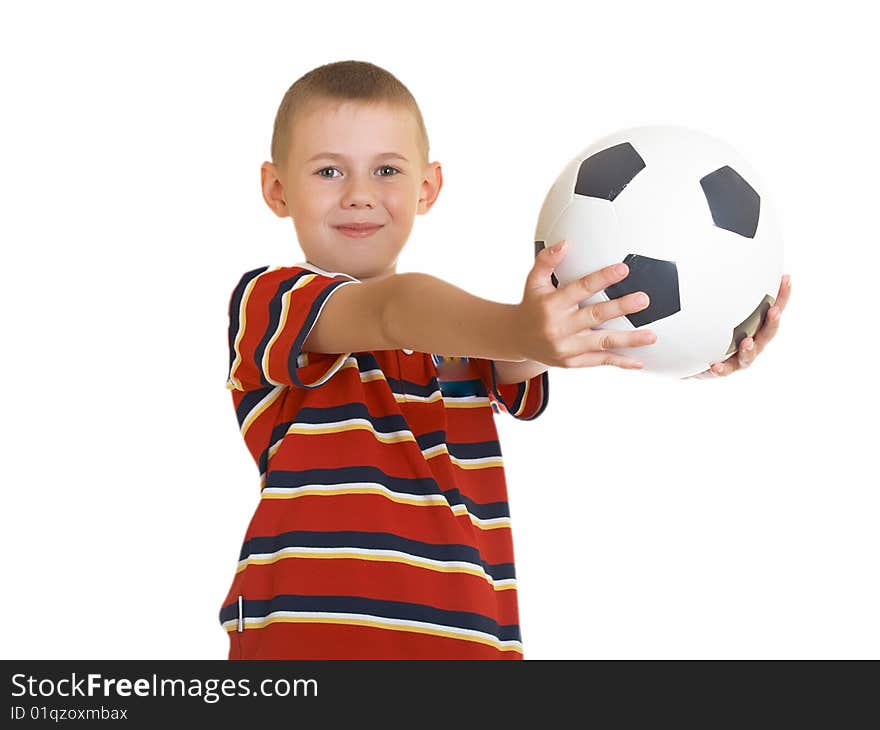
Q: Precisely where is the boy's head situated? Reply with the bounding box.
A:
[261,60,442,283]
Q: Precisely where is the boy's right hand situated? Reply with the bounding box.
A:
[515,239,657,369]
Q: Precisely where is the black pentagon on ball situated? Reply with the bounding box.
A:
[700,165,761,238]
[575,142,646,201]
[534,240,559,288]
[604,254,680,328]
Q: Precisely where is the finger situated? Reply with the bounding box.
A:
[737,337,756,369]
[527,239,569,294]
[754,280,789,349]
[561,328,654,370]
[756,274,791,342]
[560,260,631,310]
[572,288,651,331]
[711,360,735,376]
[563,350,644,370]
[775,274,792,312]
[577,327,657,351]
[754,307,780,349]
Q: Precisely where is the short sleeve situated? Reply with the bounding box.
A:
[226,265,359,392]
[470,358,550,421]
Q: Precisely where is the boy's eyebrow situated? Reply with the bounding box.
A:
[306,152,410,163]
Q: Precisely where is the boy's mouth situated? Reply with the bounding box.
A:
[335,224,384,238]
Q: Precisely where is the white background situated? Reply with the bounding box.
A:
[2,0,877,659]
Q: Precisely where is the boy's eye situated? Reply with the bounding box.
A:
[315,165,400,178]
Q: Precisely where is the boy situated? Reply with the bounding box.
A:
[218,60,791,659]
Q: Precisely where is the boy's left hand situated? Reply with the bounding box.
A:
[688,274,791,379]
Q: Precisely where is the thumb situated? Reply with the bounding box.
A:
[526,240,567,294]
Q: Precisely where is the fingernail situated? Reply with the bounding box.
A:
[553,240,567,253]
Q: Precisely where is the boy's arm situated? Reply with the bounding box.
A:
[493,359,549,384]
[383,273,528,361]
[304,272,525,362]
[298,269,550,420]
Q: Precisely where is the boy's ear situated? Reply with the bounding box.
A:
[418,161,443,215]
[260,161,290,218]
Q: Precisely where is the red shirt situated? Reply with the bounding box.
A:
[219,263,549,659]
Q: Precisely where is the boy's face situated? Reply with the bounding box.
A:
[261,100,442,283]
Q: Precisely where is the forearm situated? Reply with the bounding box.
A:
[382,273,525,361]
[494,359,548,384]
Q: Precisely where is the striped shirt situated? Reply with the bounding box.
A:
[218,262,549,659]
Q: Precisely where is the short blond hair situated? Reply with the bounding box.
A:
[271,60,430,173]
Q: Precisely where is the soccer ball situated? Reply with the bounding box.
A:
[534,125,784,379]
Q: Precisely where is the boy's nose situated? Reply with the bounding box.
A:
[341,175,379,207]
[342,191,376,208]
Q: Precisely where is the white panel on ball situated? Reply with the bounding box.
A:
[535,155,582,237]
